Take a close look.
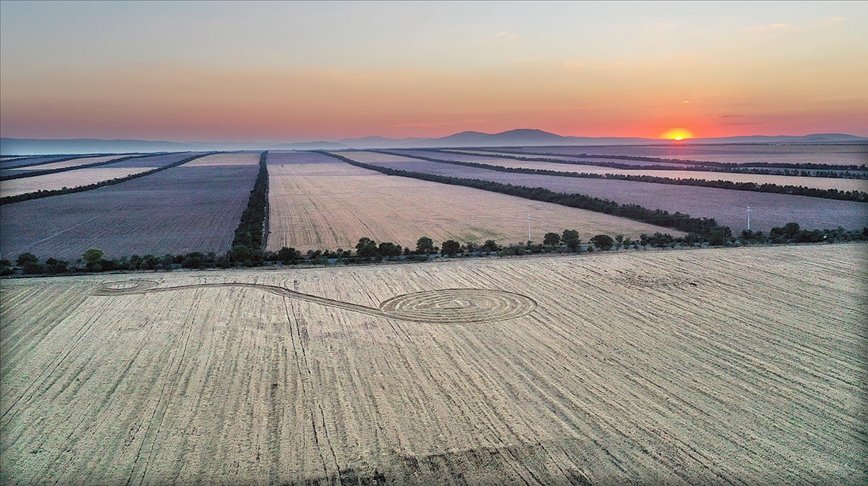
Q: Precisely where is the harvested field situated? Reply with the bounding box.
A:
[0,167,153,197]
[444,149,691,167]
[0,155,76,170]
[266,152,681,251]
[418,150,868,192]
[0,152,260,259]
[184,151,263,166]
[340,151,868,232]
[485,144,868,166]
[0,155,130,176]
[0,153,202,197]
[1,243,865,484]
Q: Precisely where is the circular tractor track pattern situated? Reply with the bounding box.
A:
[379,288,536,323]
[92,279,160,295]
[94,281,536,324]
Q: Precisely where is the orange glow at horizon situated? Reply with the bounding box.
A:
[2,3,867,141]
[661,128,694,141]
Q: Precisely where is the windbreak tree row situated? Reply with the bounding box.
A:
[230,151,269,263]
[452,148,868,172]
[0,153,167,181]
[381,151,868,202]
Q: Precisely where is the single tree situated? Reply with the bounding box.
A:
[82,248,104,266]
[561,229,580,252]
[482,239,500,252]
[782,222,801,238]
[16,252,38,268]
[441,240,461,257]
[543,232,561,246]
[356,237,379,258]
[590,234,615,250]
[416,236,434,254]
[378,241,402,257]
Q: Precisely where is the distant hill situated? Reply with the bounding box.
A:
[338,129,656,148]
[2,131,865,154]
[339,129,868,149]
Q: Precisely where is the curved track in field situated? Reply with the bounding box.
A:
[94,279,537,324]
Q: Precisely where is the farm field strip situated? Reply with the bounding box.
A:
[417,150,868,192]
[0,167,154,197]
[0,153,203,198]
[266,152,682,252]
[480,144,868,166]
[0,155,132,176]
[338,151,868,232]
[0,152,261,259]
[443,148,692,167]
[0,244,864,484]
[0,155,81,170]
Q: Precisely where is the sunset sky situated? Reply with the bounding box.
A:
[1,1,867,142]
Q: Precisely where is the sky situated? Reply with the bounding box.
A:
[1,1,867,142]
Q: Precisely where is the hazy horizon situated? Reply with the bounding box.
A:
[2,1,867,142]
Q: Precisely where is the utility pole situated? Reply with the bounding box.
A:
[746,206,752,231]
[527,213,532,242]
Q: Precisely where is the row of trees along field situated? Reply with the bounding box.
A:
[3,224,865,276]
[452,148,868,174]
[379,151,868,202]
[229,150,269,262]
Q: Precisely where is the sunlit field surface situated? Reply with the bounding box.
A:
[1,244,865,484]
[265,151,679,251]
[337,151,868,232]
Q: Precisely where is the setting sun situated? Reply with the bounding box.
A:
[662,128,694,141]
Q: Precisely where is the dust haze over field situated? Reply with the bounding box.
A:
[1,244,865,484]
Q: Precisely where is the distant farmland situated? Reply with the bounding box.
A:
[266,151,680,252]
[1,168,157,197]
[409,150,868,192]
[0,155,129,176]
[1,244,864,484]
[484,143,868,166]
[0,152,260,259]
[338,151,868,232]
[0,155,79,170]
[0,152,205,197]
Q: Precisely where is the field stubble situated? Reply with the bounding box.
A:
[0,243,865,484]
[340,151,868,232]
[266,152,681,252]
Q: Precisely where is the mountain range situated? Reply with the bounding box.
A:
[2,129,866,154]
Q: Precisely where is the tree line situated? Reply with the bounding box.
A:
[228,151,269,264]
[452,148,867,172]
[0,152,216,205]
[381,150,868,202]
[5,224,865,277]
[0,153,166,181]
[0,153,125,172]
[321,150,722,237]
[438,149,866,179]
